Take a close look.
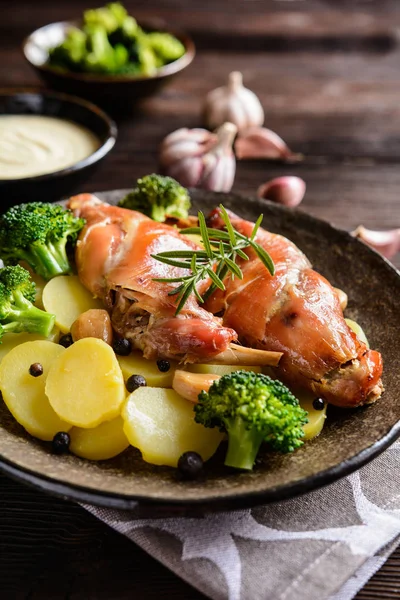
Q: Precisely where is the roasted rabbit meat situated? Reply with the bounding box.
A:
[67,194,238,363]
[205,208,383,408]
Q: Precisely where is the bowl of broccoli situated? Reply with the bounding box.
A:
[22,2,195,113]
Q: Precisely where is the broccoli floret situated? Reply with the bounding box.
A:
[84,25,129,73]
[48,28,88,72]
[146,32,185,64]
[84,2,128,34]
[118,174,191,222]
[0,203,85,280]
[195,371,308,471]
[0,266,55,341]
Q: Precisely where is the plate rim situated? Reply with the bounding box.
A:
[1,188,399,511]
[0,416,399,511]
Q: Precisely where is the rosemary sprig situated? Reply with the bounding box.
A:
[151,205,274,315]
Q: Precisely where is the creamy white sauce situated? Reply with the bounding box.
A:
[0,115,100,180]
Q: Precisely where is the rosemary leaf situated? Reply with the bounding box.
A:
[168,284,186,297]
[175,284,195,315]
[152,204,275,315]
[199,211,213,258]
[224,257,243,279]
[251,214,263,241]
[236,248,249,260]
[207,268,226,291]
[250,241,275,275]
[219,204,236,246]
[150,254,192,269]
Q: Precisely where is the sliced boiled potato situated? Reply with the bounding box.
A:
[46,337,126,428]
[122,387,224,467]
[187,364,261,376]
[345,318,370,348]
[0,340,71,441]
[183,233,203,247]
[118,352,177,387]
[298,392,327,440]
[19,261,47,309]
[42,275,103,333]
[69,416,129,460]
[0,329,59,364]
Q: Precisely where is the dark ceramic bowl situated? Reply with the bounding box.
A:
[22,20,195,114]
[0,90,117,207]
[0,189,399,514]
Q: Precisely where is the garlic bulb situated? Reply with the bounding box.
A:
[160,122,237,192]
[204,71,264,131]
[235,126,303,162]
[352,226,400,259]
[257,176,306,208]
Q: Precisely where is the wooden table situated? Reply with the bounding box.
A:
[1,1,400,598]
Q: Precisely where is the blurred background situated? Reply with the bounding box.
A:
[2,1,400,238]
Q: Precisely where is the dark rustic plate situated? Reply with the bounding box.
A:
[0,189,399,513]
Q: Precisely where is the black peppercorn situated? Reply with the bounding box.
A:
[112,338,132,356]
[59,333,73,348]
[29,362,43,377]
[157,359,170,373]
[177,451,204,480]
[52,431,71,455]
[312,398,325,411]
[126,374,147,393]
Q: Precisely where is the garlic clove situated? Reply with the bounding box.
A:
[201,122,237,192]
[161,127,216,147]
[167,156,204,188]
[204,71,264,131]
[257,176,306,208]
[159,122,237,193]
[352,226,400,259]
[235,126,303,162]
[160,128,217,168]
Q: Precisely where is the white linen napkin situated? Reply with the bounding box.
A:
[83,440,400,600]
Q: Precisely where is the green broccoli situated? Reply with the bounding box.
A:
[0,203,85,280]
[118,174,191,222]
[47,3,186,76]
[48,28,87,71]
[0,266,55,341]
[146,32,185,64]
[195,371,308,471]
[84,2,128,34]
[84,25,129,73]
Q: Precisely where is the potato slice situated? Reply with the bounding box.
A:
[122,387,224,467]
[298,393,327,440]
[69,416,129,460]
[0,340,71,441]
[42,275,103,333]
[118,352,177,387]
[46,337,126,428]
[19,261,47,309]
[345,318,370,348]
[0,329,59,364]
[187,364,261,376]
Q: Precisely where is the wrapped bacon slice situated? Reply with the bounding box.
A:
[205,208,383,408]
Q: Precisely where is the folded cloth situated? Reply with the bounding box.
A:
[83,439,400,600]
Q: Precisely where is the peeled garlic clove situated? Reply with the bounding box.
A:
[257,176,306,208]
[159,122,237,193]
[235,126,303,162]
[352,226,400,259]
[204,71,264,131]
